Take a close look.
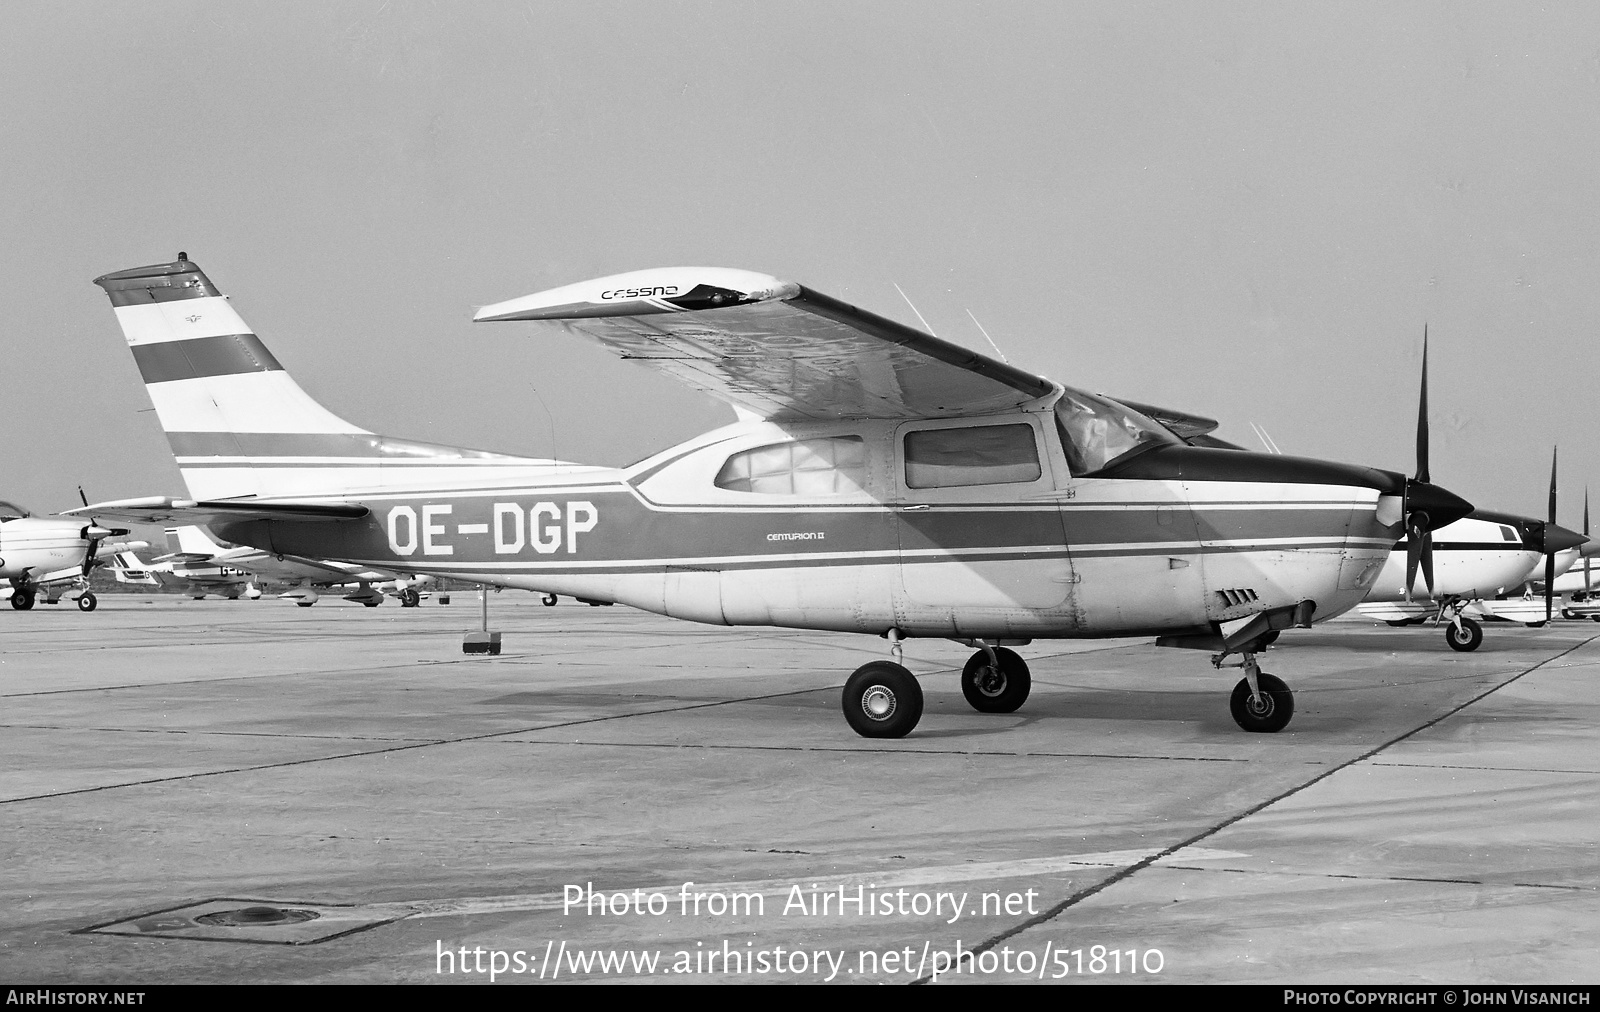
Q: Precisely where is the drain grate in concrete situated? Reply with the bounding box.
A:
[77,898,410,945]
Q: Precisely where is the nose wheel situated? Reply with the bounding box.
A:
[77,592,97,612]
[842,661,923,738]
[1445,616,1483,652]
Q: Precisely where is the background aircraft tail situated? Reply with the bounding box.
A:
[166,525,229,559]
[94,256,583,501]
[109,551,162,586]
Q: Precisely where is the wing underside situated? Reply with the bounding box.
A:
[475,268,1056,420]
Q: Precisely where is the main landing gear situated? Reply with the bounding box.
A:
[841,634,1032,739]
[10,588,34,610]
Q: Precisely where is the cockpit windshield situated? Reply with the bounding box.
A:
[1053,388,1180,475]
[0,500,31,521]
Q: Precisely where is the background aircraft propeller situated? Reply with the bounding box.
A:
[1404,330,1437,600]
[75,484,128,577]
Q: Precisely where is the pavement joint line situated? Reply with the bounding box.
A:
[0,683,840,807]
[1156,864,1596,891]
[910,632,1600,985]
[489,738,1257,762]
[1367,761,1600,775]
[0,723,441,743]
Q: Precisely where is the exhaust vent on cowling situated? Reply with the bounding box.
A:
[1216,588,1260,608]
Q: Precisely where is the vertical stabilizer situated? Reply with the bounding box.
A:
[95,256,575,501]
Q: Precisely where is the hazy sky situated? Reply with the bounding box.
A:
[4,2,1598,531]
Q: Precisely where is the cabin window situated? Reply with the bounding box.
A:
[903,424,1041,488]
[715,436,867,496]
[1053,388,1178,475]
[1500,525,1519,542]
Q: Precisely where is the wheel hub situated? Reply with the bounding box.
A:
[977,667,1006,696]
[861,686,897,721]
[1246,693,1275,718]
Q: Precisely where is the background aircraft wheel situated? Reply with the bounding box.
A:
[1525,620,1547,629]
[542,593,558,607]
[399,588,421,608]
[1561,608,1576,619]
[1445,617,1483,652]
[11,590,35,611]
[77,592,97,612]
[296,602,315,608]
[362,600,381,608]
[960,648,1031,713]
[842,661,923,739]
[1229,673,1293,733]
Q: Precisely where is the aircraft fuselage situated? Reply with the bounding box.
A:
[216,415,1408,640]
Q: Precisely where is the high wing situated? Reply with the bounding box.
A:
[66,497,370,527]
[474,268,1057,420]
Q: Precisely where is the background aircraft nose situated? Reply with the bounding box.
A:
[1543,524,1587,555]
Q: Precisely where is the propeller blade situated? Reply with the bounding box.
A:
[1549,447,1558,528]
[1404,512,1429,601]
[1416,327,1430,484]
[1421,529,1435,596]
[1588,489,1593,595]
[1547,551,1556,622]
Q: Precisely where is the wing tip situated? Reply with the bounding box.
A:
[474,267,797,322]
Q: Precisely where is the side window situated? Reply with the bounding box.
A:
[904,424,1041,489]
[715,437,867,496]
[1500,525,1519,543]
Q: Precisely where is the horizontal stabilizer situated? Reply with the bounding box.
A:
[68,497,370,526]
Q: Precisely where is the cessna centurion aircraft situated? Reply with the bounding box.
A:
[0,499,144,611]
[79,256,1472,737]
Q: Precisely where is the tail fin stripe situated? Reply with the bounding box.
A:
[132,333,283,384]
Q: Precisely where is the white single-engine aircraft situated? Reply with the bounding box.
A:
[115,525,435,606]
[79,256,1473,738]
[0,499,145,611]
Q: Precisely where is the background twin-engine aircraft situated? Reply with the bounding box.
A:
[111,525,434,607]
[78,256,1479,738]
[1355,454,1586,648]
[0,498,145,611]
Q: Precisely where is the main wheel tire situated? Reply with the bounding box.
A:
[12,590,34,611]
[362,600,380,608]
[1525,620,1548,629]
[542,593,558,607]
[77,592,97,612]
[1446,617,1484,652]
[399,588,421,608]
[960,648,1032,713]
[1229,672,1294,733]
[296,601,315,608]
[842,661,923,739]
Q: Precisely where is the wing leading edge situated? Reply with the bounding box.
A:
[474,267,1056,420]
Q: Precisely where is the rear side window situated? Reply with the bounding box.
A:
[715,437,867,495]
[904,424,1041,488]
